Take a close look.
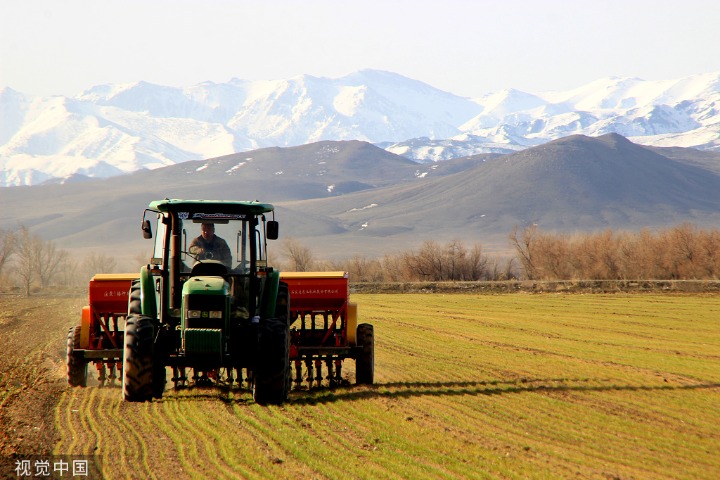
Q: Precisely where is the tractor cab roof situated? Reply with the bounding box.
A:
[149,199,274,216]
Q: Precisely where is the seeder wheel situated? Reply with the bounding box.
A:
[356,323,374,385]
[66,326,88,387]
[252,318,290,405]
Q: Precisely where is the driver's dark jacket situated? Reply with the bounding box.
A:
[189,235,232,267]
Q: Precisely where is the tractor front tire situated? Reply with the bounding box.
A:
[122,314,155,402]
[356,323,374,385]
[66,326,88,387]
[253,317,290,405]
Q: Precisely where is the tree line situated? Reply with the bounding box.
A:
[282,224,720,282]
[4,223,720,295]
[279,237,514,282]
[509,223,720,280]
[0,227,122,295]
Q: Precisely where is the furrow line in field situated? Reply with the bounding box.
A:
[408,391,586,477]
[104,388,157,479]
[60,389,97,455]
[244,403,343,479]
[410,387,659,478]
[58,386,157,479]
[227,403,337,480]
[285,390,472,479]
[266,400,406,480]
[159,392,244,479]
[176,396,254,479]
[341,399,484,479]
[78,387,103,456]
[148,395,206,479]
[54,391,81,454]
[384,324,717,388]
[202,391,275,479]
[447,387,697,478]
[245,404,342,478]
[313,397,473,479]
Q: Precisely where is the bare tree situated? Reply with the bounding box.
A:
[56,254,83,288]
[509,225,538,280]
[282,238,315,272]
[700,229,720,278]
[0,228,16,277]
[503,258,518,280]
[12,226,70,292]
[667,223,702,279]
[34,237,68,288]
[403,240,443,280]
[82,252,118,281]
[15,226,41,296]
[345,254,383,282]
[464,243,489,280]
[380,253,406,282]
[400,240,490,281]
[445,240,466,280]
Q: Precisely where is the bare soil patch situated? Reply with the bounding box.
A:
[0,295,84,477]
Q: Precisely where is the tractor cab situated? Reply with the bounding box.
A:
[142,199,279,323]
[128,199,289,403]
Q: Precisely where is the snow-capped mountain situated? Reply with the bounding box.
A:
[1,69,719,186]
[391,74,719,161]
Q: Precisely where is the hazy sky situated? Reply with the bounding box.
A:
[2,0,719,98]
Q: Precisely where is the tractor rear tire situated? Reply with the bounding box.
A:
[66,326,88,387]
[128,279,141,316]
[276,281,291,327]
[122,314,155,402]
[253,317,290,405]
[356,323,374,385]
[128,280,166,396]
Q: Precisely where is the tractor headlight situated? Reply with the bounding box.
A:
[186,310,222,320]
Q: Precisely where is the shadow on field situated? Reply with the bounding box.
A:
[117,378,719,405]
[287,378,720,405]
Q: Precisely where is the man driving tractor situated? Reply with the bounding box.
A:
[188,222,232,268]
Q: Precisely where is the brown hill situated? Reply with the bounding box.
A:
[279,134,720,253]
[1,134,719,259]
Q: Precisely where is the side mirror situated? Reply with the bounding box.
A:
[142,219,153,239]
[266,221,279,240]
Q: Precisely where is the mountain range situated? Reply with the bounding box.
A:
[2,70,719,187]
[2,134,720,262]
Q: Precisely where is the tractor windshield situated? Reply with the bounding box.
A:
[180,216,268,274]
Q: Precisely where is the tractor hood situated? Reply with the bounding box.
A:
[182,276,229,296]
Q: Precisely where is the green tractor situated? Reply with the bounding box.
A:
[123,199,290,404]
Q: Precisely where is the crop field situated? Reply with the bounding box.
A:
[1,292,719,479]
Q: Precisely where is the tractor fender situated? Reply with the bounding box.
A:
[346,302,358,346]
[260,270,280,319]
[80,306,91,349]
[140,265,157,320]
